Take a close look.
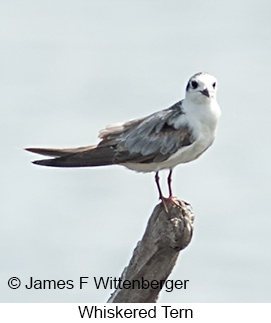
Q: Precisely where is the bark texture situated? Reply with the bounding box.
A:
[107,199,194,303]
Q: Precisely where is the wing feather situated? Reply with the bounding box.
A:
[26,100,197,167]
[100,100,197,164]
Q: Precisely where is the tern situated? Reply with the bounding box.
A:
[26,72,221,210]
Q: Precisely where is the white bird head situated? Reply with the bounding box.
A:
[185,72,218,103]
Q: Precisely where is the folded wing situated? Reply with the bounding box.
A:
[25,101,197,167]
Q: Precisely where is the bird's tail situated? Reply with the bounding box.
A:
[25,145,115,167]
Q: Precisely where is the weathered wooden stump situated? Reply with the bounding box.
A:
[107,199,194,303]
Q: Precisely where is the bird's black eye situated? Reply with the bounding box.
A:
[191,81,198,89]
[212,82,216,89]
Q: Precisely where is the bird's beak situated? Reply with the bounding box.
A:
[200,88,210,98]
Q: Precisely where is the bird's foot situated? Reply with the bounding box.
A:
[160,196,185,213]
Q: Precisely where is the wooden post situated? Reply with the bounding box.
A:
[107,199,194,303]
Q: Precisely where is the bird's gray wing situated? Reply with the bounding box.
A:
[99,100,197,164]
[26,101,197,167]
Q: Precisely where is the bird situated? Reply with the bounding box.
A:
[25,72,221,211]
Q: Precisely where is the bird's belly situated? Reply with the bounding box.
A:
[161,138,212,169]
[162,123,216,169]
[122,132,214,173]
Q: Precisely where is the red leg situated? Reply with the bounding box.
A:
[167,169,173,198]
[155,171,163,200]
[155,171,168,212]
[155,170,182,212]
[167,168,182,209]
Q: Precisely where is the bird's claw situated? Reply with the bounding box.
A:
[160,196,183,213]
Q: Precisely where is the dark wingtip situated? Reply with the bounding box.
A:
[31,160,45,166]
[31,158,58,167]
[25,147,43,155]
[24,147,45,155]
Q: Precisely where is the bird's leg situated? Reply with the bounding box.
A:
[155,171,163,200]
[155,170,182,212]
[167,169,182,208]
[155,171,168,212]
[167,169,173,198]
